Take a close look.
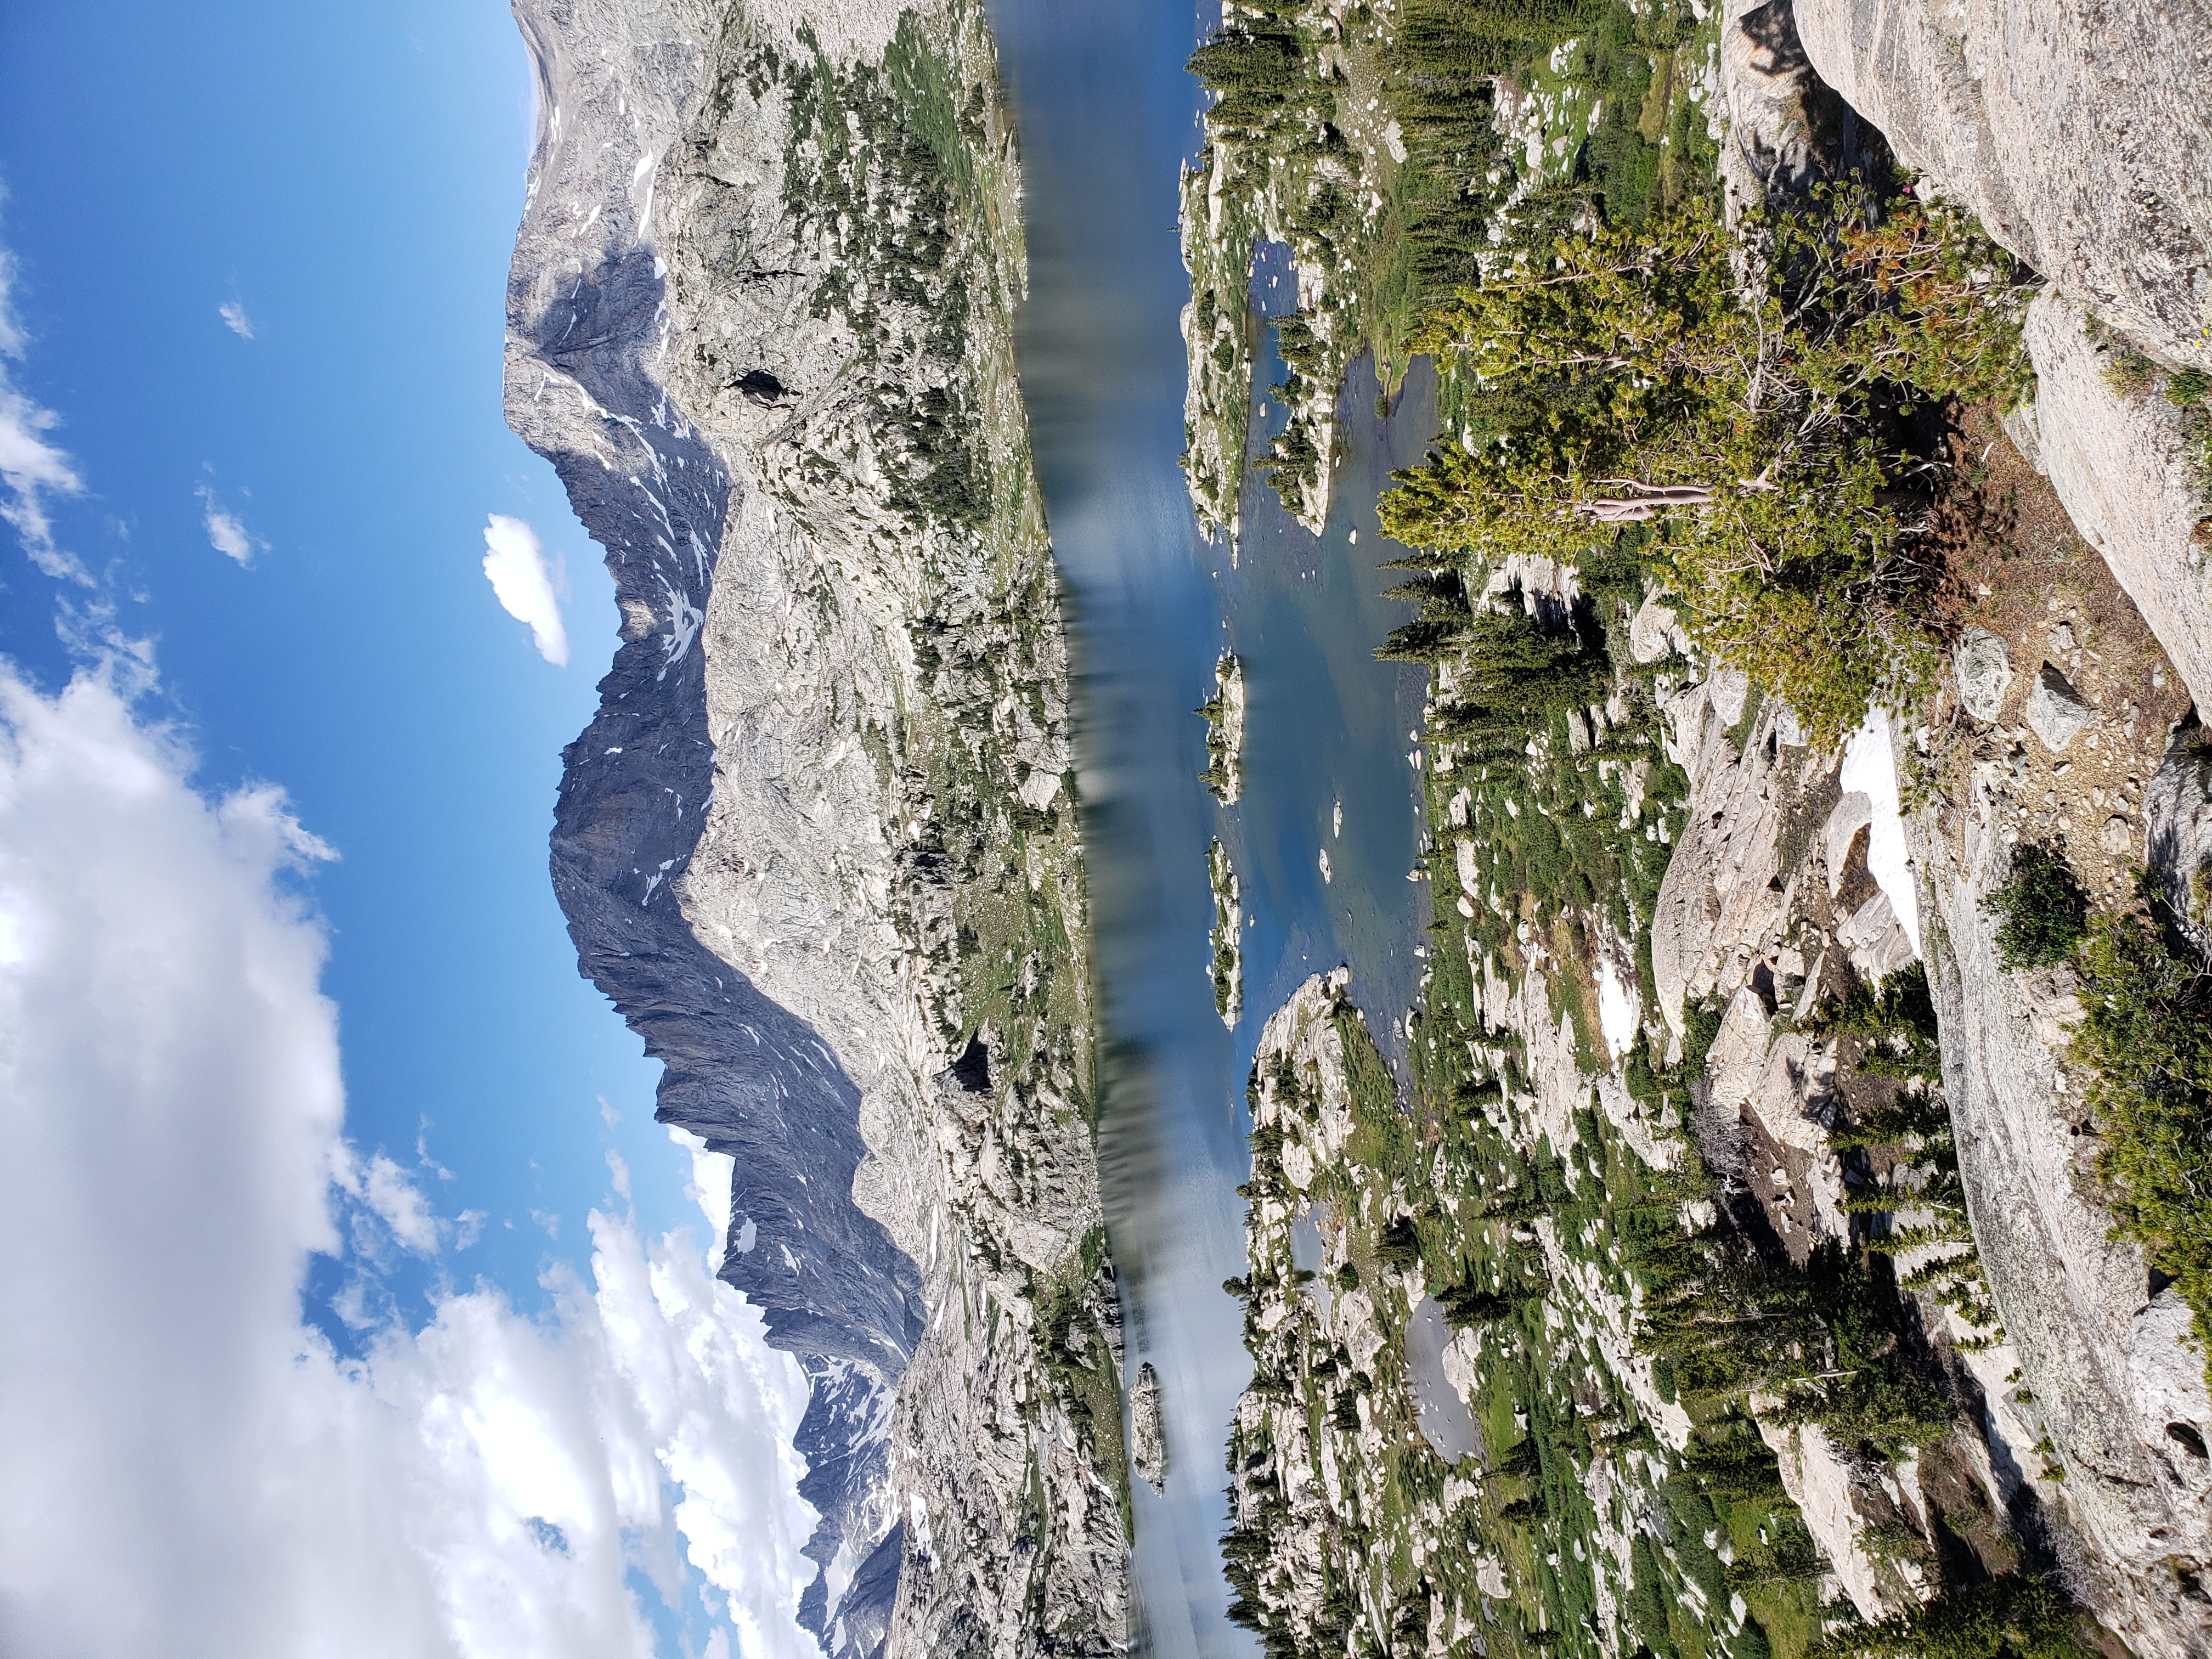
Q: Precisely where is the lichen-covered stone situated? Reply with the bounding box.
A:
[1953,627,2014,723]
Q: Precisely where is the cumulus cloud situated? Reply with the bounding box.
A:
[670,1125,737,1272]
[0,244,87,583]
[334,1144,443,1256]
[0,662,820,1659]
[482,514,569,667]
[219,301,255,340]
[197,484,262,565]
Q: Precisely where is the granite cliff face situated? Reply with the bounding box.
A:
[1748,3,2212,1646]
[2013,292,2212,715]
[504,2,1129,1654]
[1888,409,2212,1652]
[1787,0,2212,719]
[1792,0,2212,376]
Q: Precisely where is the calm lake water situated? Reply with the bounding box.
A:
[988,4,1437,1652]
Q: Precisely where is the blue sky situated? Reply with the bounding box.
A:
[0,0,688,1303]
[0,4,819,1655]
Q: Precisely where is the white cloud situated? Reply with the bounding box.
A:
[0,244,87,583]
[197,484,263,565]
[0,662,820,1659]
[219,301,255,340]
[334,1144,443,1255]
[669,1125,736,1273]
[482,514,569,667]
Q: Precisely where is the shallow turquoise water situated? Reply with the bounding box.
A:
[988,5,1437,1651]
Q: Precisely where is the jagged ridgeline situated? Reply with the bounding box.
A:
[1189,0,2212,1651]
[506,2,1127,1656]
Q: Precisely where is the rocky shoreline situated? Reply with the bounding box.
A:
[1189,0,2212,1653]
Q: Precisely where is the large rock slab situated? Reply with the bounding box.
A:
[1649,675,1798,1035]
[1758,1421,1928,1621]
[1713,0,1865,217]
[1910,777,2212,1655]
[2023,292,2212,717]
[1793,0,2212,373]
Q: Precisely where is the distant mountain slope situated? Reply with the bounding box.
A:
[504,3,1129,1654]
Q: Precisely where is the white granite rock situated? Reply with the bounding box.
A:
[2022,294,2212,718]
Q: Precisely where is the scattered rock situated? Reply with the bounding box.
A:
[2098,815,2134,856]
[2023,662,2096,753]
[1953,627,2014,721]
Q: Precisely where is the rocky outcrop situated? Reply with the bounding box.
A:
[1911,781,2212,1655]
[1782,0,2212,720]
[1905,449,2211,1650]
[1219,973,1516,1654]
[1646,641,1915,1046]
[2017,292,2212,715]
[2146,724,2212,954]
[1711,0,1873,220]
[1206,838,1243,1030]
[1792,0,2212,375]
[505,2,1127,1655]
[1639,482,2212,1644]
[1198,650,1246,805]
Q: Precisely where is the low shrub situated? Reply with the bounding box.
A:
[1980,844,2087,970]
[2072,910,2212,1373]
[1818,1572,2091,1658]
